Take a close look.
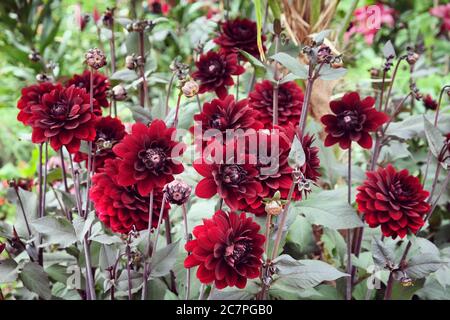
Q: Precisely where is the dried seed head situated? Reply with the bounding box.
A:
[85,48,107,69]
[36,73,52,83]
[406,52,420,65]
[102,7,115,28]
[112,84,127,101]
[163,180,192,205]
[331,56,344,69]
[181,79,199,98]
[125,54,137,70]
[265,200,283,216]
[28,49,41,63]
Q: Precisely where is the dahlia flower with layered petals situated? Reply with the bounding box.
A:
[112,120,185,196]
[29,85,97,153]
[356,164,430,239]
[66,70,110,110]
[321,92,389,150]
[90,159,169,234]
[214,18,266,58]
[17,82,61,126]
[249,80,304,129]
[192,51,245,99]
[74,116,126,172]
[184,210,265,289]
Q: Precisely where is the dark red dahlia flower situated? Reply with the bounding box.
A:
[356,164,430,239]
[321,92,389,149]
[422,94,438,111]
[192,94,263,147]
[90,159,169,234]
[214,18,266,59]
[17,82,61,125]
[0,242,5,255]
[66,70,109,110]
[192,51,245,99]
[249,80,304,129]
[184,210,265,289]
[194,149,263,212]
[430,4,450,33]
[74,116,126,172]
[29,85,97,153]
[112,120,185,196]
[249,126,321,215]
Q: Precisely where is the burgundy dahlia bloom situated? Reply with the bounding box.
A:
[184,210,265,289]
[192,51,245,99]
[192,94,263,147]
[214,18,266,59]
[29,85,97,153]
[112,120,185,196]
[66,70,110,110]
[422,94,438,111]
[249,80,304,129]
[356,165,430,239]
[90,159,169,234]
[0,242,5,255]
[321,92,389,149]
[17,82,61,125]
[74,116,126,172]
[430,4,450,33]
[194,149,263,212]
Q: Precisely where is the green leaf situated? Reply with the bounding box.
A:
[423,116,445,159]
[273,254,348,289]
[254,0,265,61]
[271,52,308,79]
[311,30,331,45]
[31,216,77,248]
[127,105,152,124]
[238,49,266,77]
[0,259,18,284]
[371,237,395,269]
[288,135,306,168]
[6,187,38,238]
[295,188,363,230]
[110,69,138,82]
[385,113,450,140]
[150,240,180,278]
[405,253,444,279]
[318,65,347,80]
[383,40,396,58]
[209,280,260,300]
[20,262,52,300]
[268,0,281,19]
[73,212,96,243]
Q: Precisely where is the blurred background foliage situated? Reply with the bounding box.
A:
[0,0,449,219]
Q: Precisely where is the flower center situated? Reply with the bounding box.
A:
[221,165,247,186]
[209,114,223,129]
[138,147,166,171]
[51,102,69,120]
[224,240,251,267]
[338,110,365,131]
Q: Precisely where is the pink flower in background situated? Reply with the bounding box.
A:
[345,3,395,45]
[430,3,450,33]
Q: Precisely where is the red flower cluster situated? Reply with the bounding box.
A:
[90,159,169,234]
[113,120,185,196]
[430,3,450,33]
[66,70,110,109]
[74,116,126,172]
[356,165,430,239]
[422,94,438,111]
[214,18,265,58]
[29,85,97,153]
[184,210,265,289]
[321,92,389,149]
[192,51,244,99]
[249,80,304,129]
[17,82,60,125]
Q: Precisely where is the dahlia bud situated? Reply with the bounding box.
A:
[181,79,199,98]
[125,54,137,70]
[163,180,192,205]
[331,57,344,69]
[406,47,420,65]
[265,200,283,216]
[111,84,127,101]
[102,7,115,29]
[85,48,107,69]
[370,68,380,78]
[28,49,41,63]
[316,44,332,64]
[36,73,52,83]
[422,94,438,110]
[273,18,282,35]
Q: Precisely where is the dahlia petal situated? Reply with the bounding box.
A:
[357,131,373,149]
[215,86,228,100]
[324,134,340,147]
[195,178,218,198]
[59,131,73,145]
[31,128,47,143]
[184,254,200,268]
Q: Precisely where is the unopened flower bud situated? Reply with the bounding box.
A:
[265,200,283,216]
[36,73,52,83]
[125,54,137,70]
[181,80,199,98]
[163,180,192,205]
[370,68,380,78]
[112,84,127,101]
[85,48,107,69]
[273,18,282,35]
[102,7,115,29]
[28,49,41,63]
[317,44,332,64]
[406,52,419,65]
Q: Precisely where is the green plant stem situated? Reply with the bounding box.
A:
[298,62,315,137]
[109,17,117,117]
[173,92,182,128]
[141,191,154,300]
[126,243,132,300]
[383,58,405,113]
[165,73,176,116]
[138,30,149,109]
[182,204,191,300]
[272,34,280,126]
[164,218,178,295]
[84,69,95,219]
[60,149,69,192]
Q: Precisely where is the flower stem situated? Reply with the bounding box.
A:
[383,58,406,113]
[138,30,149,109]
[173,92,182,128]
[182,203,191,300]
[196,94,202,113]
[272,34,280,126]
[109,16,117,117]
[60,149,69,192]
[164,218,178,295]
[126,243,132,300]
[346,146,353,300]
[84,68,95,219]
[165,73,176,116]
[141,191,154,300]
[298,63,315,137]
